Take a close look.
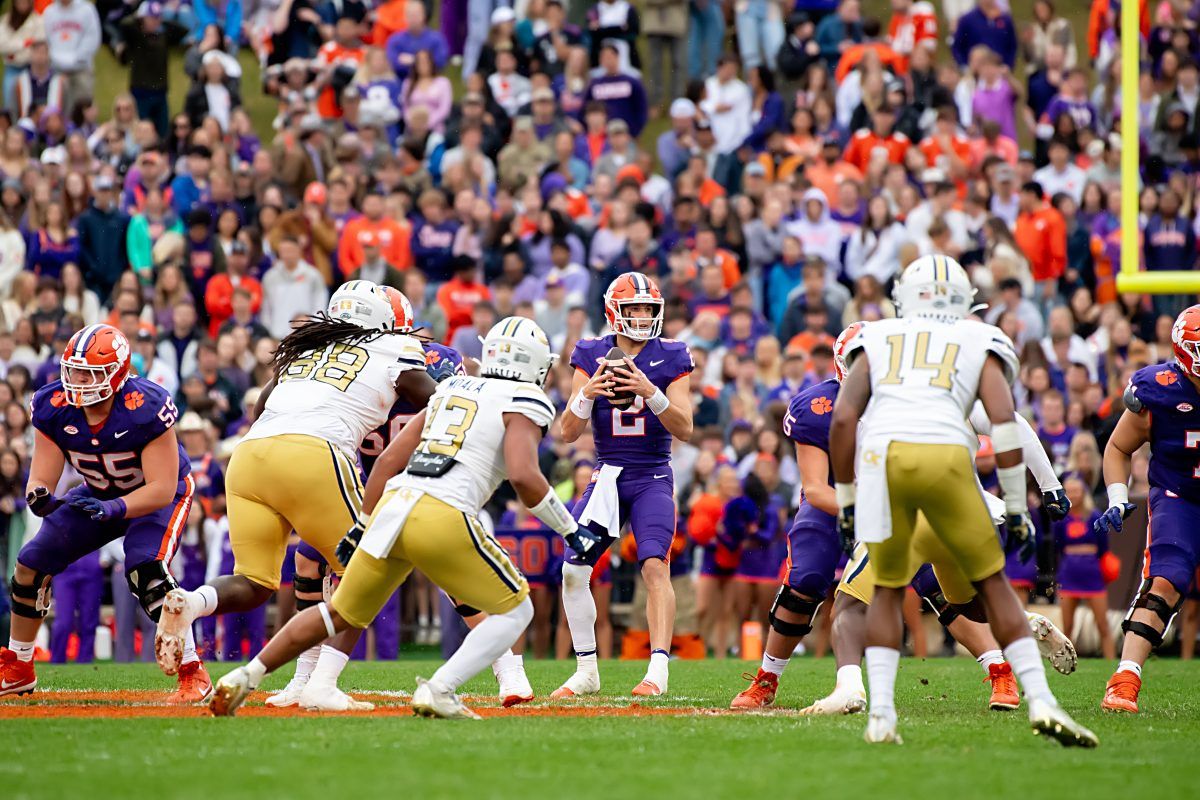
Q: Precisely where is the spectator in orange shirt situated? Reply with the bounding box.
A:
[806,137,865,208]
[1014,180,1067,311]
[835,18,906,84]
[313,14,367,119]
[887,0,938,72]
[968,118,1019,172]
[436,256,491,344]
[842,105,910,172]
[690,227,741,289]
[369,0,409,46]
[204,240,263,338]
[337,189,412,276]
[918,106,972,189]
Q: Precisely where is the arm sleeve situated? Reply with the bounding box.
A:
[1016,413,1061,490]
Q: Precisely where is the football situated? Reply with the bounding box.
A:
[600,346,637,409]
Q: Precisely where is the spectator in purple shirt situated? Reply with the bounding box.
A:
[385,0,449,80]
[952,0,1017,69]
[583,40,648,137]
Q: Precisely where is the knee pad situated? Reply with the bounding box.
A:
[769,585,821,638]
[562,563,593,592]
[293,571,331,611]
[920,588,959,627]
[126,560,179,622]
[1121,578,1182,649]
[9,570,53,619]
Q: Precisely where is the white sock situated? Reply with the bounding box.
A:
[432,598,533,691]
[289,646,320,685]
[646,649,670,687]
[181,623,199,666]
[1003,636,1054,705]
[865,646,900,714]
[976,649,1004,673]
[8,638,35,662]
[310,645,350,683]
[245,656,268,688]
[193,585,219,617]
[492,650,523,676]
[418,613,430,628]
[1117,660,1143,678]
[761,653,789,676]
[561,563,598,663]
[836,663,865,696]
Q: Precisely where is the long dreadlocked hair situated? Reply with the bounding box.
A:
[271,313,433,377]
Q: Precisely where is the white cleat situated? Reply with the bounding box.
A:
[863,710,903,744]
[800,688,868,716]
[1027,612,1078,675]
[549,669,601,699]
[264,676,309,708]
[298,679,375,712]
[1028,698,1098,748]
[209,667,254,717]
[495,666,534,708]
[154,589,197,676]
[412,677,481,720]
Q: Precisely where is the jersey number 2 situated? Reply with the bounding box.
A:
[612,396,645,436]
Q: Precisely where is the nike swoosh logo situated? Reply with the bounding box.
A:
[653,474,667,479]
[114,431,128,438]
[650,360,665,367]
[1,678,27,689]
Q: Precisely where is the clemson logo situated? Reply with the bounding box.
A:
[1157,369,1178,386]
[124,391,145,410]
[50,390,67,408]
[425,349,441,365]
[810,396,833,415]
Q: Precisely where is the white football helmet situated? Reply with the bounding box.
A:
[893,254,975,323]
[327,280,407,330]
[481,317,558,387]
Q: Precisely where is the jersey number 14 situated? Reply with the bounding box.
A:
[878,331,961,389]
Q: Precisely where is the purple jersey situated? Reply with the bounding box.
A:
[783,379,838,493]
[1043,96,1098,133]
[1126,362,1200,504]
[360,343,464,475]
[31,376,190,501]
[1037,424,1076,473]
[570,335,693,468]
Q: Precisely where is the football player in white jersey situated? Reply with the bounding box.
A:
[209,317,600,718]
[154,281,437,676]
[829,255,1097,747]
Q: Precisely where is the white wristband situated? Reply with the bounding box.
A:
[835,482,856,508]
[529,487,579,537]
[1107,483,1130,508]
[996,464,1028,515]
[646,388,670,415]
[570,392,594,420]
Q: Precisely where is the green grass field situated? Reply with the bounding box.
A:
[2,657,1194,799]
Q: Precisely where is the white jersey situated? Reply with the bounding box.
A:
[243,333,427,459]
[387,375,557,515]
[857,317,1018,449]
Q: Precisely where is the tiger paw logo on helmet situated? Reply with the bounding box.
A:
[124,390,145,410]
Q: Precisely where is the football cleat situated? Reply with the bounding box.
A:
[863,710,902,744]
[495,665,534,708]
[0,649,37,697]
[209,667,254,717]
[1027,612,1077,675]
[412,677,481,720]
[549,668,601,699]
[730,670,778,710]
[155,589,198,676]
[1029,698,1099,747]
[631,678,665,697]
[1101,671,1141,713]
[264,675,309,708]
[298,678,375,712]
[799,687,867,716]
[986,662,1020,711]
[166,660,213,704]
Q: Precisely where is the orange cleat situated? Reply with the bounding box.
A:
[730,670,778,710]
[986,662,1020,711]
[630,679,664,697]
[166,661,214,705]
[1102,670,1141,713]
[0,649,37,697]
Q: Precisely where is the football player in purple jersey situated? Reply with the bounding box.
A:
[552,272,694,698]
[1100,304,1200,713]
[0,324,207,702]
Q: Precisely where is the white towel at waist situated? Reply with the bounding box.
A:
[577,463,624,539]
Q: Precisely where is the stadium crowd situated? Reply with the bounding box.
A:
[0,0,1195,664]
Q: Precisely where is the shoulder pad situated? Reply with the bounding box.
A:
[1123,381,1144,414]
[982,327,1020,384]
[658,338,689,351]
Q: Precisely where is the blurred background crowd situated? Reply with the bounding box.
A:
[0,0,1195,666]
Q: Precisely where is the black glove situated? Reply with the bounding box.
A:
[26,487,63,518]
[336,518,365,568]
[837,505,857,554]
[564,525,604,559]
[1042,489,1071,521]
[1004,513,1035,563]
